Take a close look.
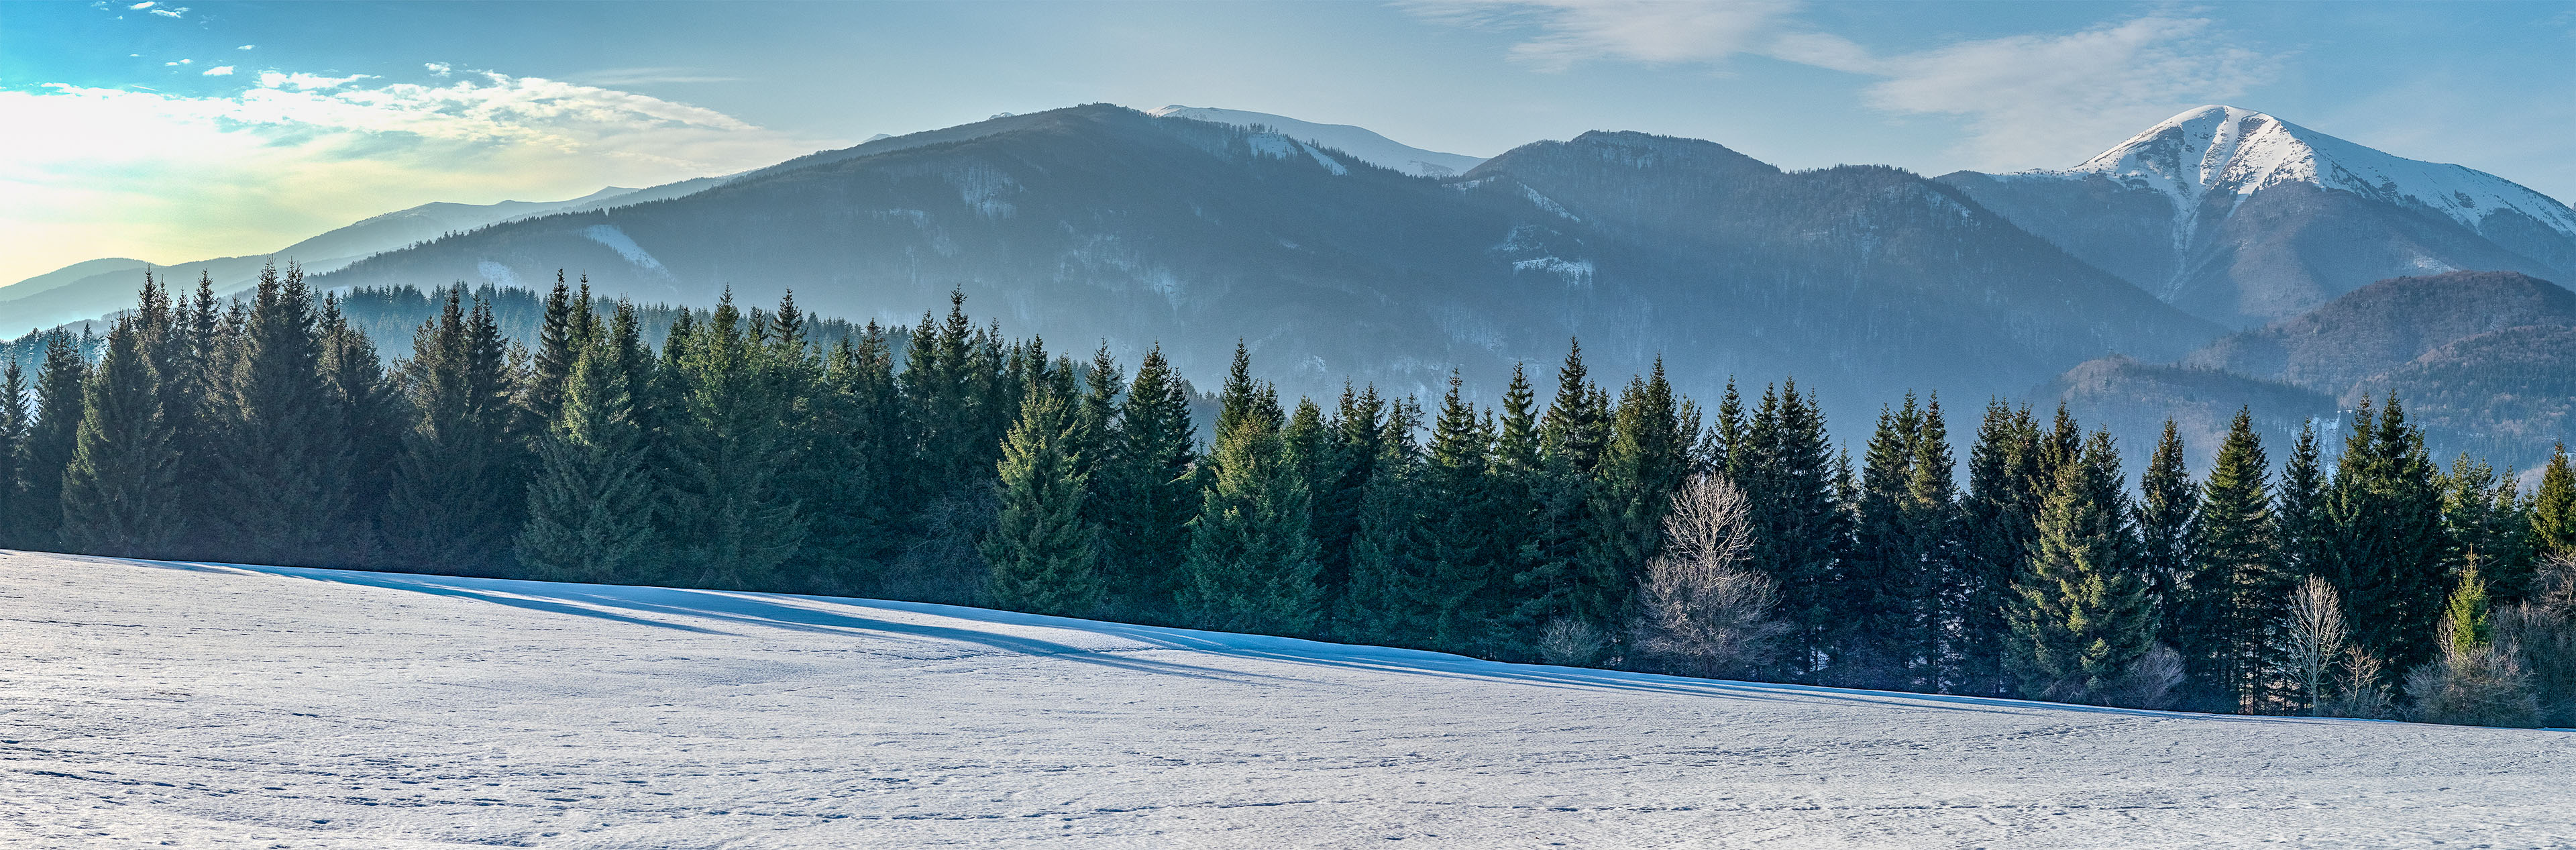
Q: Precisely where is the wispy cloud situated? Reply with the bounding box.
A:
[148,5,185,18]
[237,44,255,51]
[425,62,452,77]
[201,66,233,76]
[0,70,840,284]
[1409,1,2278,168]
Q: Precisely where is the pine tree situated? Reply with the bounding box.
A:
[384,290,526,574]
[1489,364,1547,655]
[149,274,219,557]
[1515,341,1613,647]
[1180,344,1323,635]
[1421,372,1503,654]
[209,262,358,566]
[2176,409,2281,712]
[1344,395,1429,643]
[1585,362,1695,646]
[798,323,901,592]
[981,366,1106,617]
[1905,396,1965,692]
[2323,395,2451,680]
[1309,382,1387,624]
[523,272,581,429]
[1738,380,1845,680]
[2531,445,2575,563]
[2277,421,2330,580]
[2008,431,2155,704]
[1096,344,1198,622]
[2443,455,2534,604]
[1957,400,2044,696]
[517,309,659,584]
[2136,420,2195,642]
[14,331,87,550]
[0,360,27,548]
[1837,396,1923,688]
[663,293,806,590]
[59,315,182,557]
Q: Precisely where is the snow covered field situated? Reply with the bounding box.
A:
[2,550,2569,848]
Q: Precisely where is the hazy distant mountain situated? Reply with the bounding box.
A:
[2053,270,2576,469]
[1941,106,2576,327]
[1,187,642,331]
[310,105,2218,435]
[1143,105,1486,177]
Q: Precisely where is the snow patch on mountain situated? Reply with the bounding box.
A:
[1147,105,1484,178]
[474,260,521,288]
[946,166,1019,219]
[583,225,667,274]
[2017,105,2576,240]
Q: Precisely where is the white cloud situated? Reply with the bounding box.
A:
[0,70,841,285]
[164,59,191,66]
[425,62,452,77]
[237,44,255,50]
[201,66,233,76]
[127,1,152,8]
[1411,3,2279,169]
[148,5,185,17]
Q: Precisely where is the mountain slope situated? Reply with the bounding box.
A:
[7,551,2567,847]
[1941,106,2576,327]
[311,105,2220,429]
[1144,105,1486,176]
[0,187,643,329]
[2183,270,2576,391]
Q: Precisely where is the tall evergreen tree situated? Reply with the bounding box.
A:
[210,262,358,566]
[384,290,525,574]
[1905,396,1966,692]
[982,364,1106,617]
[15,331,90,550]
[2531,445,2575,564]
[0,360,27,548]
[1837,396,1925,688]
[2008,431,2155,704]
[1421,373,1503,653]
[663,293,806,590]
[1096,344,1198,622]
[1515,341,1613,643]
[2277,421,2331,580]
[1181,344,1323,635]
[517,307,659,584]
[1489,364,1547,654]
[1585,362,1695,645]
[798,323,902,591]
[2176,409,2281,712]
[2439,454,2532,604]
[1957,400,2045,696]
[2323,395,2450,680]
[59,316,182,557]
[2136,420,2196,642]
[1309,382,1387,624]
[1739,380,1845,680]
[1345,395,1429,643]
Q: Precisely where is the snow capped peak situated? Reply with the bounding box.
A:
[1144,105,1485,178]
[2045,105,2576,238]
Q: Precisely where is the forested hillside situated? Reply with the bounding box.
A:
[7,270,2573,728]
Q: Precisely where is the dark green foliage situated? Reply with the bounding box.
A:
[2136,421,2195,639]
[384,290,525,574]
[2323,395,2452,680]
[2009,431,2157,704]
[0,360,28,547]
[1180,346,1322,635]
[2277,422,2331,579]
[15,330,89,550]
[209,263,362,567]
[59,315,182,557]
[1957,401,2046,696]
[2176,409,2282,712]
[796,324,903,591]
[1421,374,1505,654]
[1584,362,1695,645]
[1344,395,1428,643]
[517,305,659,584]
[2532,445,2575,563]
[1837,396,1926,689]
[982,364,1106,617]
[662,293,807,590]
[1095,345,1198,621]
[2443,455,2534,604]
[1737,380,1845,680]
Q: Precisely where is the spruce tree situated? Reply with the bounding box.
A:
[2443,455,2534,604]
[59,316,182,557]
[1096,345,1199,622]
[2136,420,2195,642]
[2531,445,2575,563]
[981,366,1106,617]
[2176,409,2280,712]
[2277,421,2330,580]
[1421,373,1503,654]
[0,360,26,548]
[1904,396,1965,692]
[1180,345,1323,635]
[384,290,526,574]
[798,324,901,591]
[517,312,659,584]
[523,272,581,429]
[1585,362,1695,645]
[1515,341,1613,645]
[1957,400,2044,696]
[1344,395,1429,643]
[1738,380,1845,680]
[1309,382,1387,624]
[1838,396,1923,688]
[2008,431,2155,704]
[662,293,806,590]
[14,331,85,550]
[211,262,358,566]
[1489,364,1546,654]
[2323,395,2450,679]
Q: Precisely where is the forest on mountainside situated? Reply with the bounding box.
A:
[5,267,2575,729]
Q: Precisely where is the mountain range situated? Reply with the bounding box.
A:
[10,103,2571,463]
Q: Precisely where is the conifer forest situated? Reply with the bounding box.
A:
[8,265,2575,730]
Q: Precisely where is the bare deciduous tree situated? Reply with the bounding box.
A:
[1633,474,1787,680]
[2283,574,2349,715]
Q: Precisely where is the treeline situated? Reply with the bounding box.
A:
[6,266,2575,728]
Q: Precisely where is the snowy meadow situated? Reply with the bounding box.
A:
[3,550,2567,848]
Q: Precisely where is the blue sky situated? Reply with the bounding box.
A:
[2,1,2570,286]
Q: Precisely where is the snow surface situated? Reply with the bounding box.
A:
[1146,105,1485,178]
[580,225,667,274]
[4,550,2570,848]
[2017,105,2576,239]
